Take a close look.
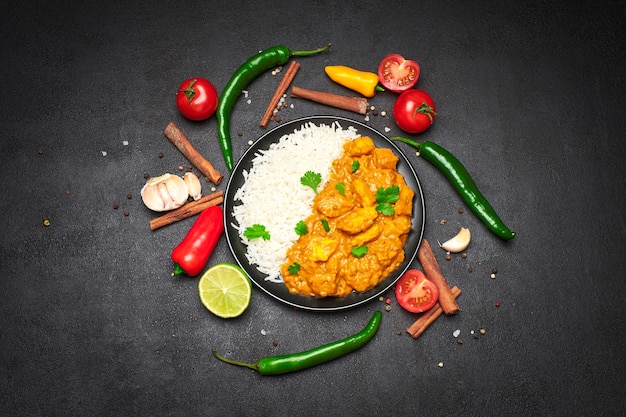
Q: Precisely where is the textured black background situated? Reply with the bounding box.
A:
[2,1,625,416]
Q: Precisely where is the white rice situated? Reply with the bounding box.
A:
[231,121,360,282]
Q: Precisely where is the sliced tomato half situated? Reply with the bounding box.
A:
[395,269,439,313]
[377,53,420,93]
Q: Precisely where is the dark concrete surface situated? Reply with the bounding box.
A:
[2,1,625,416]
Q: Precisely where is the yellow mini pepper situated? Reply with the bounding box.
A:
[325,65,384,98]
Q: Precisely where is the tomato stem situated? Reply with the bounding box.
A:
[412,102,436,121]
[179,79,197,104]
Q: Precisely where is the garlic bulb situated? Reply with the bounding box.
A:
[183,172,202,201]
[440,227,471,253]
[141,173,189,212]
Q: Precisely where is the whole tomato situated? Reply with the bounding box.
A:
[393,89,437,134]
[176,78,218,121]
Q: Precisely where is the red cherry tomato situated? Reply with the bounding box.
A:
[176,78,218,121]
[393,89,437,134]
[395,269,439,313]
[377,53,420,93]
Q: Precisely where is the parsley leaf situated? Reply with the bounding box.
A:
[301,171,322,194]
[295,220,308,236]
[321,219,330,232]
[375,186,400,216]
[244,224,270,240]
[351,245,368,258]
[288,262,301,275]
[376,202,395,216]
[335,182,345,196]
[351,160,360,173]
[376,186,400,204]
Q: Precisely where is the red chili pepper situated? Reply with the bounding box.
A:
[171,205,224,277]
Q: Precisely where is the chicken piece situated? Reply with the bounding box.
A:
[352,178,376,207]
[314,186,354,218]
[368,235,404,265]
[351,223,382,246]
[360,169,397,191]
[282,271,313,296]
[394,176,414,216]
[309,273,339,298]
[340,255,384,293]
[371,147,398,170]
[390,215,413,236]
[307,236,339,262]
[336,206,378,234]
[344,136,376,157]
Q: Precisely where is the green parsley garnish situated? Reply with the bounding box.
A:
[295,220,308,236]
[288,262,301,275]
[335,182,345,196]
[376,202,395,216]
[375,186,400,216]
[351,160,360,173]
[301,171,322,194]
[351,245,368,258]
[243,224,270,240]
[321,219,330,232]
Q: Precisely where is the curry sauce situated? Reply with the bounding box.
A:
[281,136,414,297]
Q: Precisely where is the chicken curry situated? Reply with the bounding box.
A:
[281,136,414,297]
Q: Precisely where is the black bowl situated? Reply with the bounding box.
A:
[223,116,425,311]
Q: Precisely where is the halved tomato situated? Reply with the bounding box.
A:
[395,269,439,313]
[377,53,420,93]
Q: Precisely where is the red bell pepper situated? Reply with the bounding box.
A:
[171,205,224,277]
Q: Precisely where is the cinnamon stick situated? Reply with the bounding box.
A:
[417,239,461,315]
[149,190,224,231]
[163,122,224,185]
[260,60,300,127]
[291,86,369,115]
[407,286,462,339]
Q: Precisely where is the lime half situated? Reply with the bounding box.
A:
[198,263,252,318]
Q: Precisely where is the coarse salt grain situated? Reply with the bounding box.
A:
[384,127,391,132]
[453,329,461,338]
[101,151,107,156]
[122,140,129,146]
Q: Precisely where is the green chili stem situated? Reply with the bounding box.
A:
[390,136,421,149]
[211,348,259,371]
[292,43,332,56]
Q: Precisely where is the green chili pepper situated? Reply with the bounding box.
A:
[391,136,516,240]
[216,43,331,171]
[212,310,382,375]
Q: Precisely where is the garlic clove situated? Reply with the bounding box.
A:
[440,227,471,253]
[164,175,188,207]
[183,172,202,201]
[141,183,166,211]
[141,173,189,212]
